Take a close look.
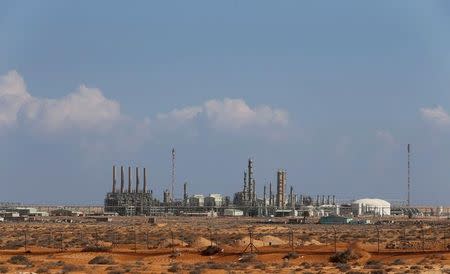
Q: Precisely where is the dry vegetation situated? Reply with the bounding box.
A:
[0,216,448,273]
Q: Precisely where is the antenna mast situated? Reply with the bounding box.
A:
[171,148,175,203]
[407,144,411,207]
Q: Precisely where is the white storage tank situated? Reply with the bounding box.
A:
[351,198,391,216]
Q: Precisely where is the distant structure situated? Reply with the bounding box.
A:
[171,148,176,204]
[105,154,338,217]
[407,144,411,207]
[104,165,155,215]
[183,182,188,206]
[351,198,391,216]
[276,169,286,209]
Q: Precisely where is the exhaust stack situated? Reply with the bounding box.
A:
[112,165,116,193]
[128,166,132,193]
[120,166,124,193]
[135,167,140,193]
[143,167,147,193]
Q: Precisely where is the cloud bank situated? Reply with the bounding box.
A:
[420,105,450,128]
[0,70,290,145]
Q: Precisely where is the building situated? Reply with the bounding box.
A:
[189,195,205,207]
[224,209,244,216]
[319,215,353,224]
[104,165,156,215]
[351,198,391,216]
[204,194,223,207]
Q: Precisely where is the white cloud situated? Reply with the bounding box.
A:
[203,98,289,131]
[156,106,202,124]
[20,85,122,134]
[0,70,124,135]
[420,105,450,128]
[0,71,31,129]
[375,130,395,145]
[0,70,290,144]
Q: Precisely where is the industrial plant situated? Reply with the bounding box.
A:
[104,148,421,218]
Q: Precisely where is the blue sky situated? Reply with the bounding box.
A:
[1,1,450,205]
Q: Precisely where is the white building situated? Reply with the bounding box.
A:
[351,198,391,216]
[204,194,223,207]
[189,194,205,207]
[224,209,244,216]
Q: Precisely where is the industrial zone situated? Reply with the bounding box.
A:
[103,146,435,220]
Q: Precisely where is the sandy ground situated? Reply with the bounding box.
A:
[0,217,449,273]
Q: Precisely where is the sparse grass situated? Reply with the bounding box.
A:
[88,255,115,265]
[329,248,361,264]
[200,245,222,256]
[8,255,31,266]
[391,259,405,265]
[82,245,111,252]
[283,251,299,260]
[61,263,84,273]
[0,266,8,273]
[35,266,49,273]
[168,263,181,273]
[239,253,257,263]
[334,263,350,272]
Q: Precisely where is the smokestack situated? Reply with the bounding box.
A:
[135,167,140,193]
[243,171,248,202]
[183,182,188,205]
[269,182,273,206]
[289,186,294,209]
[276,170,284,208]
[252,179,256,205]
[263,185,267,206]
[247,159,254,204]
[143,168,147,193]
[332,195,335,205]
[120,166,124,193]
[128,166,132,193]
[112,165,116,193]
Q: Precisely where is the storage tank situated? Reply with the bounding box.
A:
[351,198,391,216]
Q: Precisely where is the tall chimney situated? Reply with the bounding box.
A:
[243,171,248,202]
[135,167,140,193]
[263,185,267,206]
[143,167,147,193]
[120,166,124,193]
[128,166,132,193]
[183,182,188,205]
[247,158,254,205]
[276,170,283,208]
[252,179,256,205]
[269,182,273,206]
[112,165,116,193]
[289,185,294,209]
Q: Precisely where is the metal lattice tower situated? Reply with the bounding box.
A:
[171,148,175,203]
[407,144,411,207]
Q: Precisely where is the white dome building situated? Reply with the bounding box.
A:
[351,198,391,216]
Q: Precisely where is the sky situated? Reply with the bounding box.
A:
[1,1,450,205]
